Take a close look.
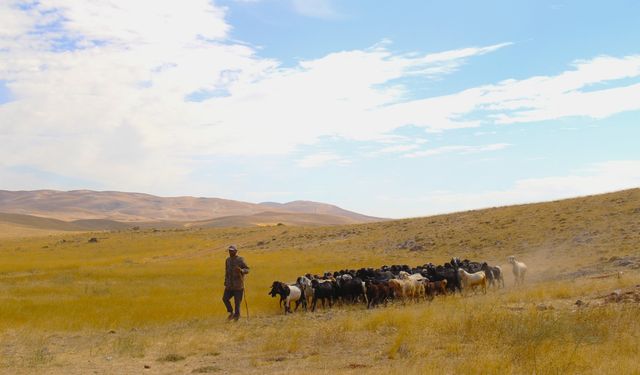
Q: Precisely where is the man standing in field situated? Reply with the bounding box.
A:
[222,245,250,321]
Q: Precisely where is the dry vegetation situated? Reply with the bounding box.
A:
[1,189,640,374]
[0,222,77,239]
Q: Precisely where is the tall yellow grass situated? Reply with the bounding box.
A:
[1,190,639,374]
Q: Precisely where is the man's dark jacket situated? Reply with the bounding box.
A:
[225,255,249,290]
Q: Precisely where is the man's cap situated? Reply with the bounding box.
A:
[228,245,238,251]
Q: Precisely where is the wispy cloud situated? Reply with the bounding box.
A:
[404,143,511,158]
[424,43,511,63]
[485,55,640,123]
[381,54,640,132]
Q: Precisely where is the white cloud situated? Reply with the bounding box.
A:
[198,41,512,156]
[411,160,640,217]
[0,3,33,39]
[45,0,229,45]
[404,143,511,158]
[1,0,639,195]
[0,0,263,190]
[296,152,351,168]
[0,0,512,192]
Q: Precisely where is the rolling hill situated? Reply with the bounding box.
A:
[0,190,276,221]
[188,210,369,228]
[0,189,382,221]
[0,190,384,234]
[0,212,141,238]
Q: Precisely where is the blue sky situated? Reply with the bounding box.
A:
[0,0,639,218]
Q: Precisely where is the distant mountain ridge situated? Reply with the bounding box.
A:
[259,200,370,220]
[0,190,383,226]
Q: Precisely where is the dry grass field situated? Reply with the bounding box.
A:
[1,189,640,374]
[0,222,77,239]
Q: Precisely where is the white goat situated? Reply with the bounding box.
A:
[457,269,487,295]
[507,255,527,286]
[398,271,425,281]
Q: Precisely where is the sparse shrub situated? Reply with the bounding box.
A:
[157,353,186,362]
[29,347,53,366]
[114,336,146,358]
[387,329,411,359]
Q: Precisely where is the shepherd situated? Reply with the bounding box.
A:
[222,245,250,321]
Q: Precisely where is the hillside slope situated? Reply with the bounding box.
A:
[237,188,640,276]
[189,210,367,228]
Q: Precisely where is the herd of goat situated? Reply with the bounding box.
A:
[269,256,528,314]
